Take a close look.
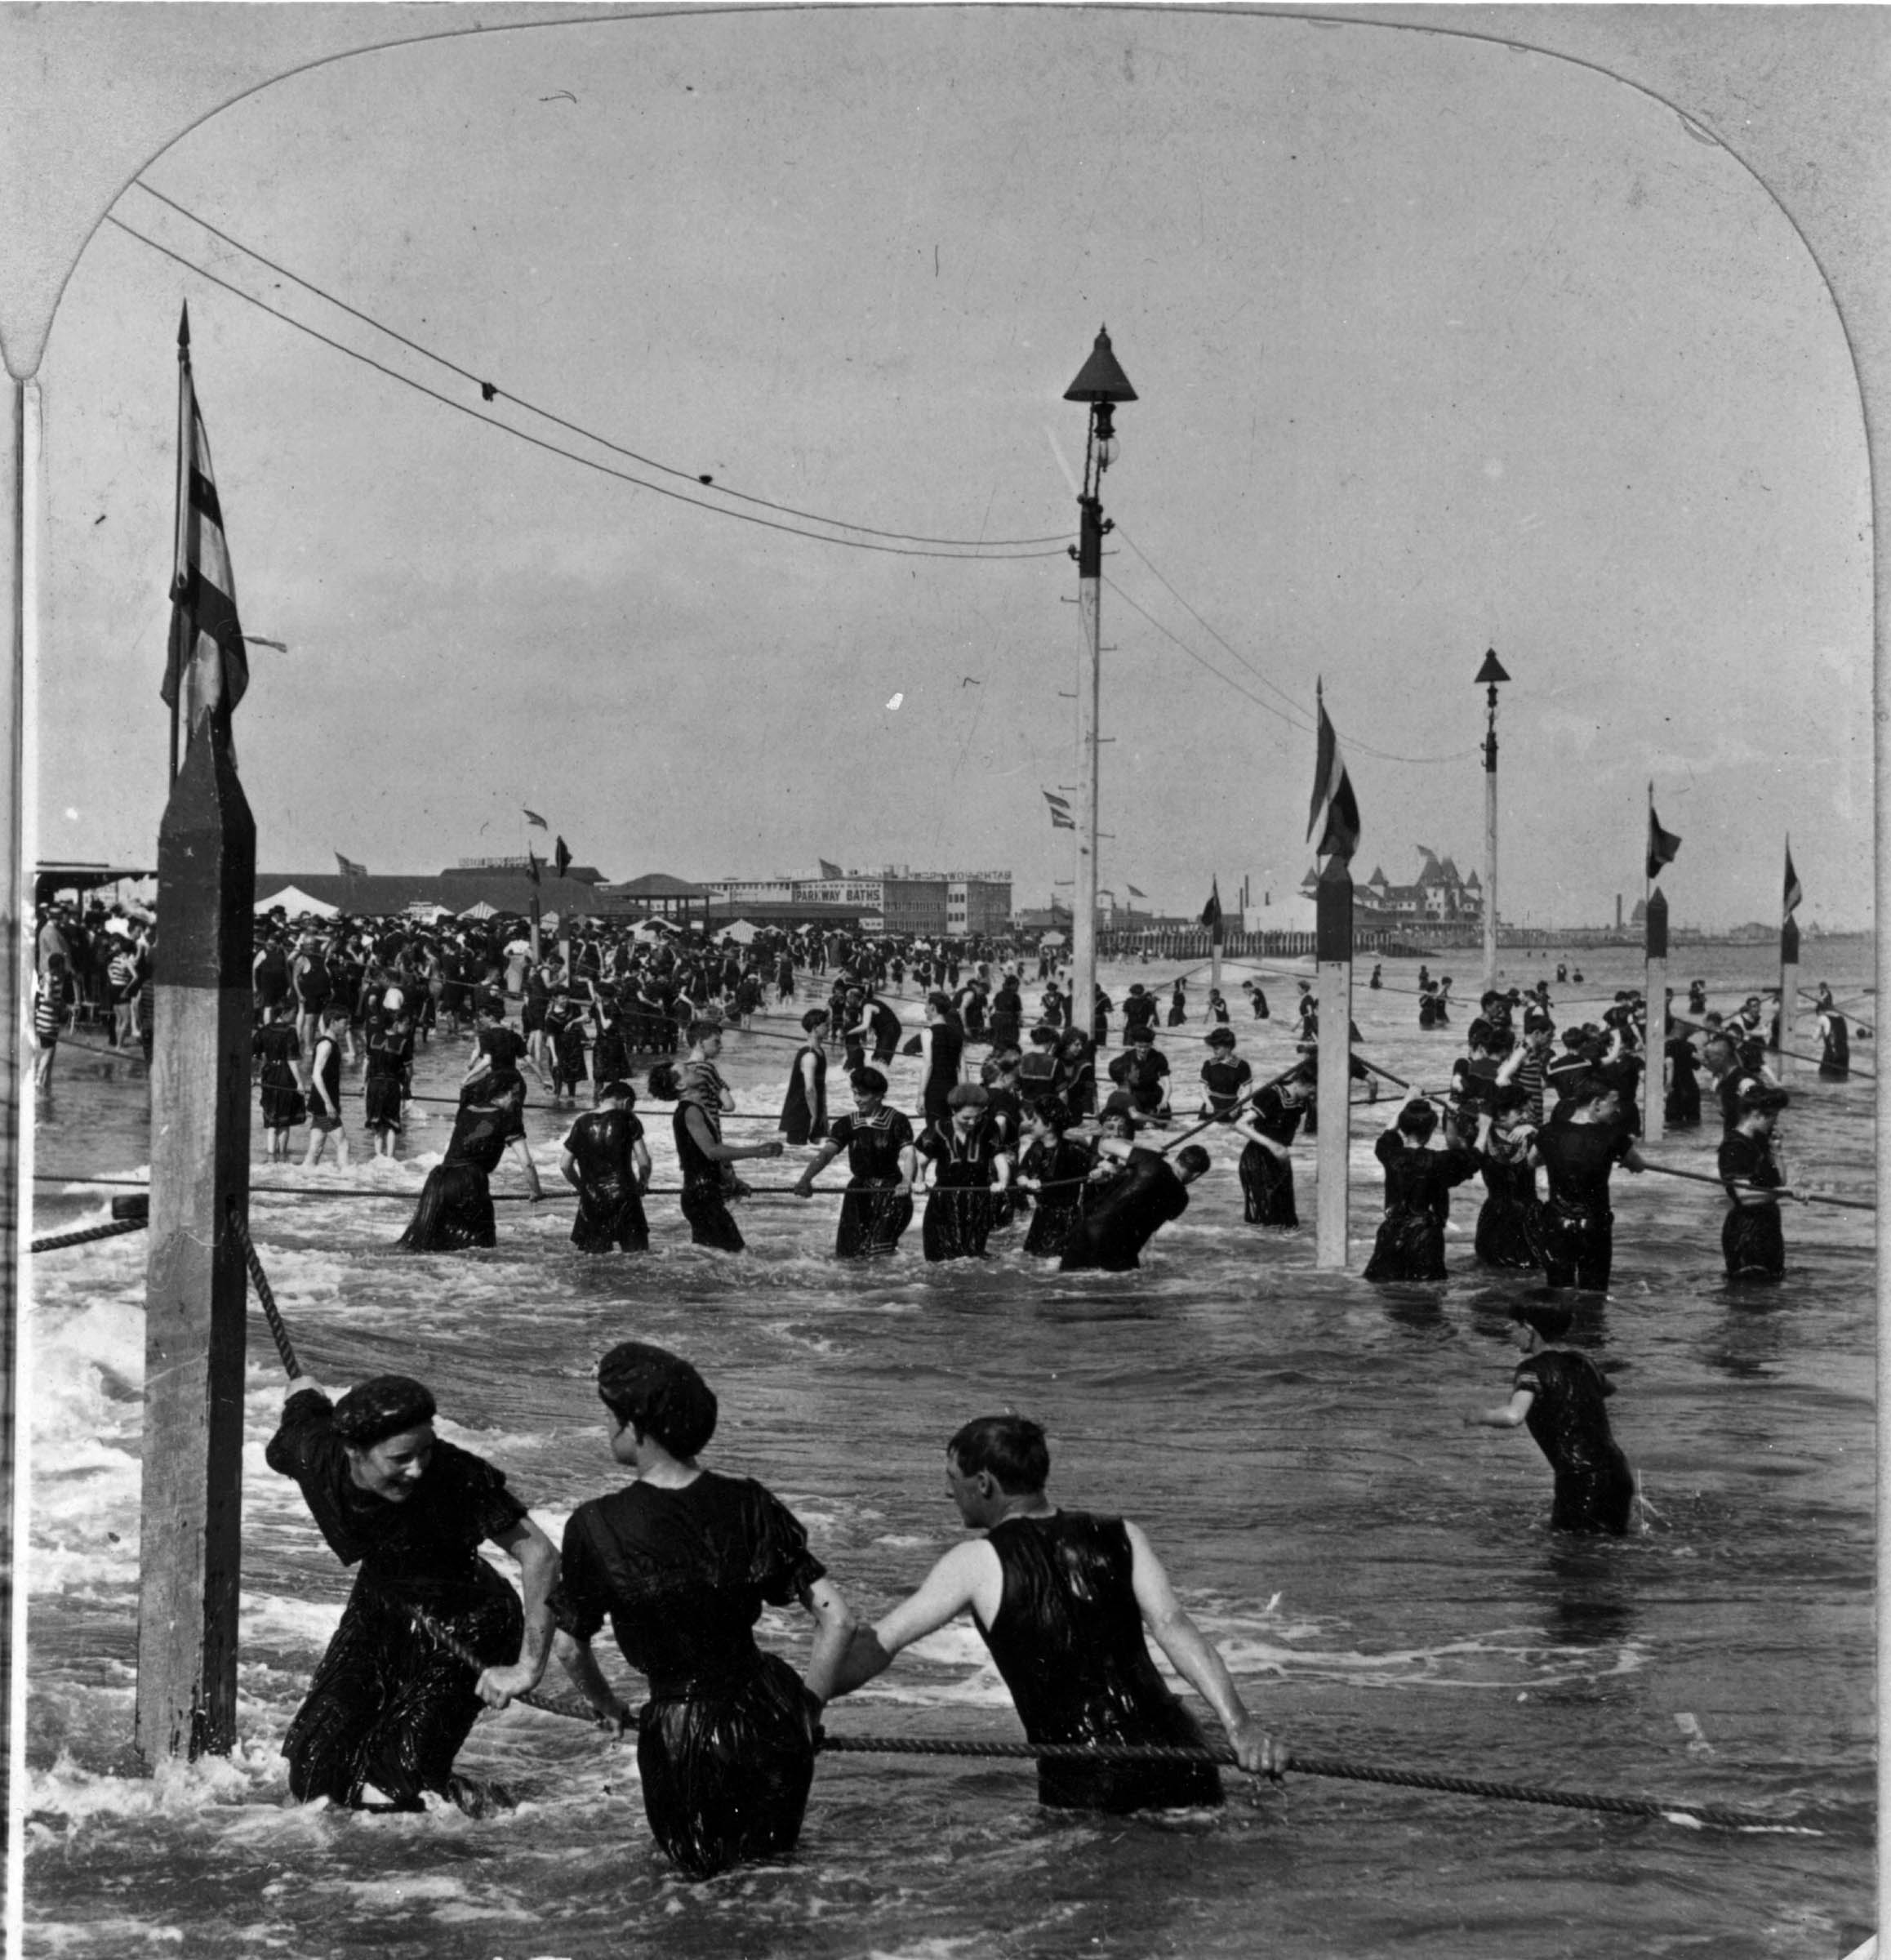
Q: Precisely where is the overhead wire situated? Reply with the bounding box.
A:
[1107,524,1479,766]
[106,210,1067,564]
[130,180,1075,552]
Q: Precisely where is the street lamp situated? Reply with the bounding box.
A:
[1062,327,1137,1048]
[1474,647,1511,987]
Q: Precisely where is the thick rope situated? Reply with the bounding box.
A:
[405,1601,603,1727]
[812,1735,1805,1831]
[28,1216,149,1254]
[228,1208,303,1379]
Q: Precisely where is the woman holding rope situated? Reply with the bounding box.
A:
[1719,1080,1790,1281]
[536,1342,856,1878]
[1228,1058,1315,1229]
[265,1372,558,1815]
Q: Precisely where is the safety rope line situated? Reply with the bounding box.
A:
[809,1735,1806,1831]
[28,1216,149,1254]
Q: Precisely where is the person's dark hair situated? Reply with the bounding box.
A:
[927,991,954,1016]
[1511,1303,1573,1343]
[1395,1098,1439,1140]
[467,1067,524,1108]
[1030,1024,1059,1047]
[1494,1082,1532,1116]
[332,1374,436,1449]
[851,1065,888,1095]
[597,1078,636,1105]
[1565,1072,1619,1109]
[597,1341,718,1457]
[646,1061,681,1101]
[949,1414,1049,1494]
[1026,1094,1070,1133]
[688,1018,723,1045]
[1175,1143,1212,1177]
[800,1008,830,1033]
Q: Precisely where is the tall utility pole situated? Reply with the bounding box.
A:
[1062,328,1136,1054]
[1475,648,1509,991]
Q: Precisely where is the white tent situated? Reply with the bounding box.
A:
[255,885,340,919]
[406,901,452,923]
[458,900,497,920]
[720,919,759,945]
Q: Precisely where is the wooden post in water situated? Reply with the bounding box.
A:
[136,715,254,1764]
[1777,915,1798,1089]
[1644,889,1667,1146]
[1315,859,1353,1272]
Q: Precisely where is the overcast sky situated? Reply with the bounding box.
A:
[31,8,1871,930]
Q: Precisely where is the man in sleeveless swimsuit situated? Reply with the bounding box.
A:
[824,1414,1282,1809]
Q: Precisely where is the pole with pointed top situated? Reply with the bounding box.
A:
[1062,329,1137,1061]
[1474,649,1509,991]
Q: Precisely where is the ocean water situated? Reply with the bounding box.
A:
[21,942,1875,1959]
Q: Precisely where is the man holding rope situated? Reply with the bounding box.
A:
[823,1414,1281,1811]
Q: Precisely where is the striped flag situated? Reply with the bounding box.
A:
[335,853,366,878]
[1305,684,1362,862]
[523,808,549,830]
[1647,801,1682,880]
[1044,789,1075,832]
[1126,884,1146,899]
[1782,840,1803,924]
[159,305,248,733]
[817,858,843,880]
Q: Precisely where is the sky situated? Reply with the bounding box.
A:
[29,8,1872,931]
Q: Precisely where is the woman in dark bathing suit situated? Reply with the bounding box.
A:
[1464,1303,1636,1535]
[538,1343,857,1878]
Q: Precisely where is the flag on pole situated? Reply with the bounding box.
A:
[817,858,843,880]
[1306,684,1362,862]
[1127,884,1146,899]
[1048,808,1076,831]
[1200,878,1223,942]
[159,304,250,733]
[554,836,572,880]
[1042,789,1072,810]
[523,808,549,830]
[334,853,367,878]
[1782,841,1803,924]
[1646,804,1682,880]
[527,848,541,887]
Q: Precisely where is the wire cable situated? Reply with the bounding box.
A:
[106,215,1068,564]
[126,183,1073,554]
[1108,527,1479,765]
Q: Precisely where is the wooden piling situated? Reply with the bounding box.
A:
[1315,860,1353,1272]
[1644,889,1667,1144]
[135,715,254,1763]
[1777,917,1798,1088]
